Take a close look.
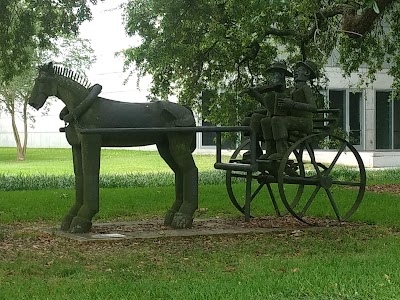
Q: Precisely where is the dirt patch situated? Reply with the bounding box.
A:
[366,184,400,195]
[92,216,352,234]
[43,215,364,241]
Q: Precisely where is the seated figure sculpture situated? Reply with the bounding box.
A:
[242,61,293,159]
[261,60,318,160]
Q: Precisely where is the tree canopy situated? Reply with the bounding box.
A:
[122,0,398,125]
[0,0,99,82]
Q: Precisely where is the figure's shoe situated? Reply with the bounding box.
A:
[258,150,277,160]
[258,154,270,160]
[267,153,284,160]
[243,149,263,161]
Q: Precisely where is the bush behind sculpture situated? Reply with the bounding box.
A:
[0,170,227,191]
[1,168,399,191]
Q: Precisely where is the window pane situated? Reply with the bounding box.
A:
[394,99,400,149]
[329,90,345,130]
[349,92,361,145]
[376,91,392,149]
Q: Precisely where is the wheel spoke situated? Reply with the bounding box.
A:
[293,148,305,177]
[325,189,341,221]
[326,142,347,175]
[299,186,321,216]
[304,141,321,177]
[250,183,264,202]
[266,182,281,216]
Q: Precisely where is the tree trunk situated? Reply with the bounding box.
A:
[22,99,28,159]
[9,101,25,161]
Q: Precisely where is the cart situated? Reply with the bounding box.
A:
[214,109,366,224]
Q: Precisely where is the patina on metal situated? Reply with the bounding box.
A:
[243,61,293,159]
[261,60,318,160]
[29,62,198,233]
[225,108,366,225]
[221,61,366,224]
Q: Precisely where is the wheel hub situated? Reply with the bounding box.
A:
[320,175,333,189]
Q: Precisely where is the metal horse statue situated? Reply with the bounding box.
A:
[29,62,198,233]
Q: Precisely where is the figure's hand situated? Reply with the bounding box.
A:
[245,110,254,118]
[278,98,294,109]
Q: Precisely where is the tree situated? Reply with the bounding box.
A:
[0,0,98,160]
[122,0,398,125]
[0,37,95,160]
[0,0,100,82]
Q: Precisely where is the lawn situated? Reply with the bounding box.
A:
[0,147,219,175]
[1,147,400,299]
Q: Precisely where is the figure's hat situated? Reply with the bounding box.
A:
[294,60,318,79]
[266,61,293,77]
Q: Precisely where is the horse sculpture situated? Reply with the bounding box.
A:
[29,62,198,233]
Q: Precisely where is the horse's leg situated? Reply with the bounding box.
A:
[156,142,183,226]
[168,133,198,229]
[60,145,83,231]
[69,135,101,233]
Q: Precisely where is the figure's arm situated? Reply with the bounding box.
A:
[245,108,268,117]
[295,85,317,112]
[277,86,317,113]
[243,88,265,106]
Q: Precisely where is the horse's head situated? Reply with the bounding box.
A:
[29,62,58,110]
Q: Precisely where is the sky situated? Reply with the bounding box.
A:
[79,0,151,102]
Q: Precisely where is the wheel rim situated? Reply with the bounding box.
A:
[278,134,366,224]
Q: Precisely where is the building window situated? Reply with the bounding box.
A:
[328,89,363,148]
[376,91,400,149]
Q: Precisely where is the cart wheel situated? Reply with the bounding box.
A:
[278,134,366,224]
[226,139,283,216]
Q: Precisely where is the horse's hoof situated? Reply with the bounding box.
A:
[171,212,193,229]
[60,213,75,231]
[69,216,92,233]
[164,209,177,226]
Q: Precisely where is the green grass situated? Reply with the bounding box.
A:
[1,147,400,299]
[2,226,400,299]
[0,183,399,225]
[0,147,219,175]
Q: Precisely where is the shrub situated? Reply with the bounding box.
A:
[0,170,227,191]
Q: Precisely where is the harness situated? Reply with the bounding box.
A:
[61,84,102,125]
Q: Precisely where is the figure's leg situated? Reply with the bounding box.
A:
[60,145,83,231]
[156,141,184,226]
[269,116,290,160]
[69,135,101,233]
[168,133,198,229]
[260,116,276,159]
[243,113,265,160]
[247,113,264,157]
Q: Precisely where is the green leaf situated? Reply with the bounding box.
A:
[373,1,380,14]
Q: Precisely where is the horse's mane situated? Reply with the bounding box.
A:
[39,63,91,89]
